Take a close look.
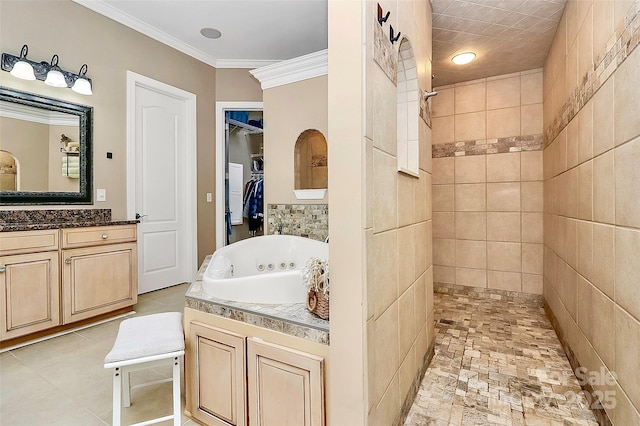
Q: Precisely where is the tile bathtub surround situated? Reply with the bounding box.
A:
[543,1,640,424]
[404,290,599,426]
[186,256,329,345]
[266,203,328,241]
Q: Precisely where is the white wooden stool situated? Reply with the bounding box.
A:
[104,312,185,426]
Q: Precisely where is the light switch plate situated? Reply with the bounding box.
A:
[97,189,106,202]
[206,192,212,202]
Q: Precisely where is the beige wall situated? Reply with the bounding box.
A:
[0,0,252,264]
[542,1,640,424]
[263,76,328,213]
[431,70,544,294]
[0,116,49,191]
[215,68,263,102]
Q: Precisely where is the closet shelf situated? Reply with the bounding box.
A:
[228,118,263,134]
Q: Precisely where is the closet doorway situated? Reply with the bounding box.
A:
[215,102,264,249]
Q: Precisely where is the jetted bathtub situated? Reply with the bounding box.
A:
[202,235,328,304]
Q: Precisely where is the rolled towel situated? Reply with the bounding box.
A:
[67,171,79,179]
[62,156,80,165]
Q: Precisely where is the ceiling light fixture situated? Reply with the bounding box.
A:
[1,44,93,95]
[200,28,222,39]
[452,52,476,65]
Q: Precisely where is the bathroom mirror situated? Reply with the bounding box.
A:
[294,129,327,192]
[0,87,92,204]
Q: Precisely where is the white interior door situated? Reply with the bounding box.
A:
[127,72,197,294]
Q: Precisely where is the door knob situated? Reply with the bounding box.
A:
[135,213,148,220]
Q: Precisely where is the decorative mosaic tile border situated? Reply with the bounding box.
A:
[267,204,328,241]
[434,282,544,307]
[432,134,544,158]
[545,0,640,146]
[544,302,613,426]
[373,17,398,84]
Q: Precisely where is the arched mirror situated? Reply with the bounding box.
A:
[0,150,18,191]
[294,129,327,193]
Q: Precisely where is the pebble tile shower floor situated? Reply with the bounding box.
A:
[404,290,599,426]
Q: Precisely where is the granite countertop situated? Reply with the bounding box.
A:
[0,220,138,232]
[0,208,138,232]
[185,256,330,345]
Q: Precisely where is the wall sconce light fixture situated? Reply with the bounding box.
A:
[1,44,93,95]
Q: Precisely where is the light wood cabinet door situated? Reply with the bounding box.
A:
[0,251,60,340]
[247,338,325,426]
[189,321,247,426]
[62,242,137,324]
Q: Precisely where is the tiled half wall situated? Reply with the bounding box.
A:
[266,204,328,241]
[431,69,544,295]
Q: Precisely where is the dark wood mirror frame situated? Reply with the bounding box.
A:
[0,86,93,205]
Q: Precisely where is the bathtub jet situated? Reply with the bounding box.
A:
[203,235,329,304]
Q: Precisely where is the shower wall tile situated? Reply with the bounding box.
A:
[432,184,454,212]
[543,3,640,423]
[521,151,543,181]
[521,213,544,243]
[455,212,486,240]
[487,270,521,292]
[454,82,485,114]
[431,157,454,184]
[432,212,454,239]
[615,136,640,229]
[454,155,485,183]
[615,227,640,322]
[486,107,520,139]
[486,152,520,182]
[487,182,521,211]
[431,69,544,296]
[455,184,486,211]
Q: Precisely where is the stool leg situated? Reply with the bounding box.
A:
[172,356,181,426]
[123,369,131,408]
[113,367,122,426]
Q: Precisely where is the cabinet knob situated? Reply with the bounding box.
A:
[0,265,5,273]
[101,233,108,239]
[65,258,72,264]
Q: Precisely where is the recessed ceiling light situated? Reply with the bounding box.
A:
[452,52,476,65]
[200,28,222,39]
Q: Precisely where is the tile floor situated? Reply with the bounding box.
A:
[2,283,600,426]
[0,283,196,426]
[404,291,599,426]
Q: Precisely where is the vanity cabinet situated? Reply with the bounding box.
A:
[189,322,247,426]
[247,338,325,426]
[61,226,137,324]
[188,321,325,426]
[0,225,137,343]
[0,230,61,340]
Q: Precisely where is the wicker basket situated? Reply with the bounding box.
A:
[306,289,329,320]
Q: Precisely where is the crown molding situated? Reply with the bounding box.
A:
[72,0,219,68]
[215,59,280,69]
[249,49,328,90]
[0,102,79,126]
